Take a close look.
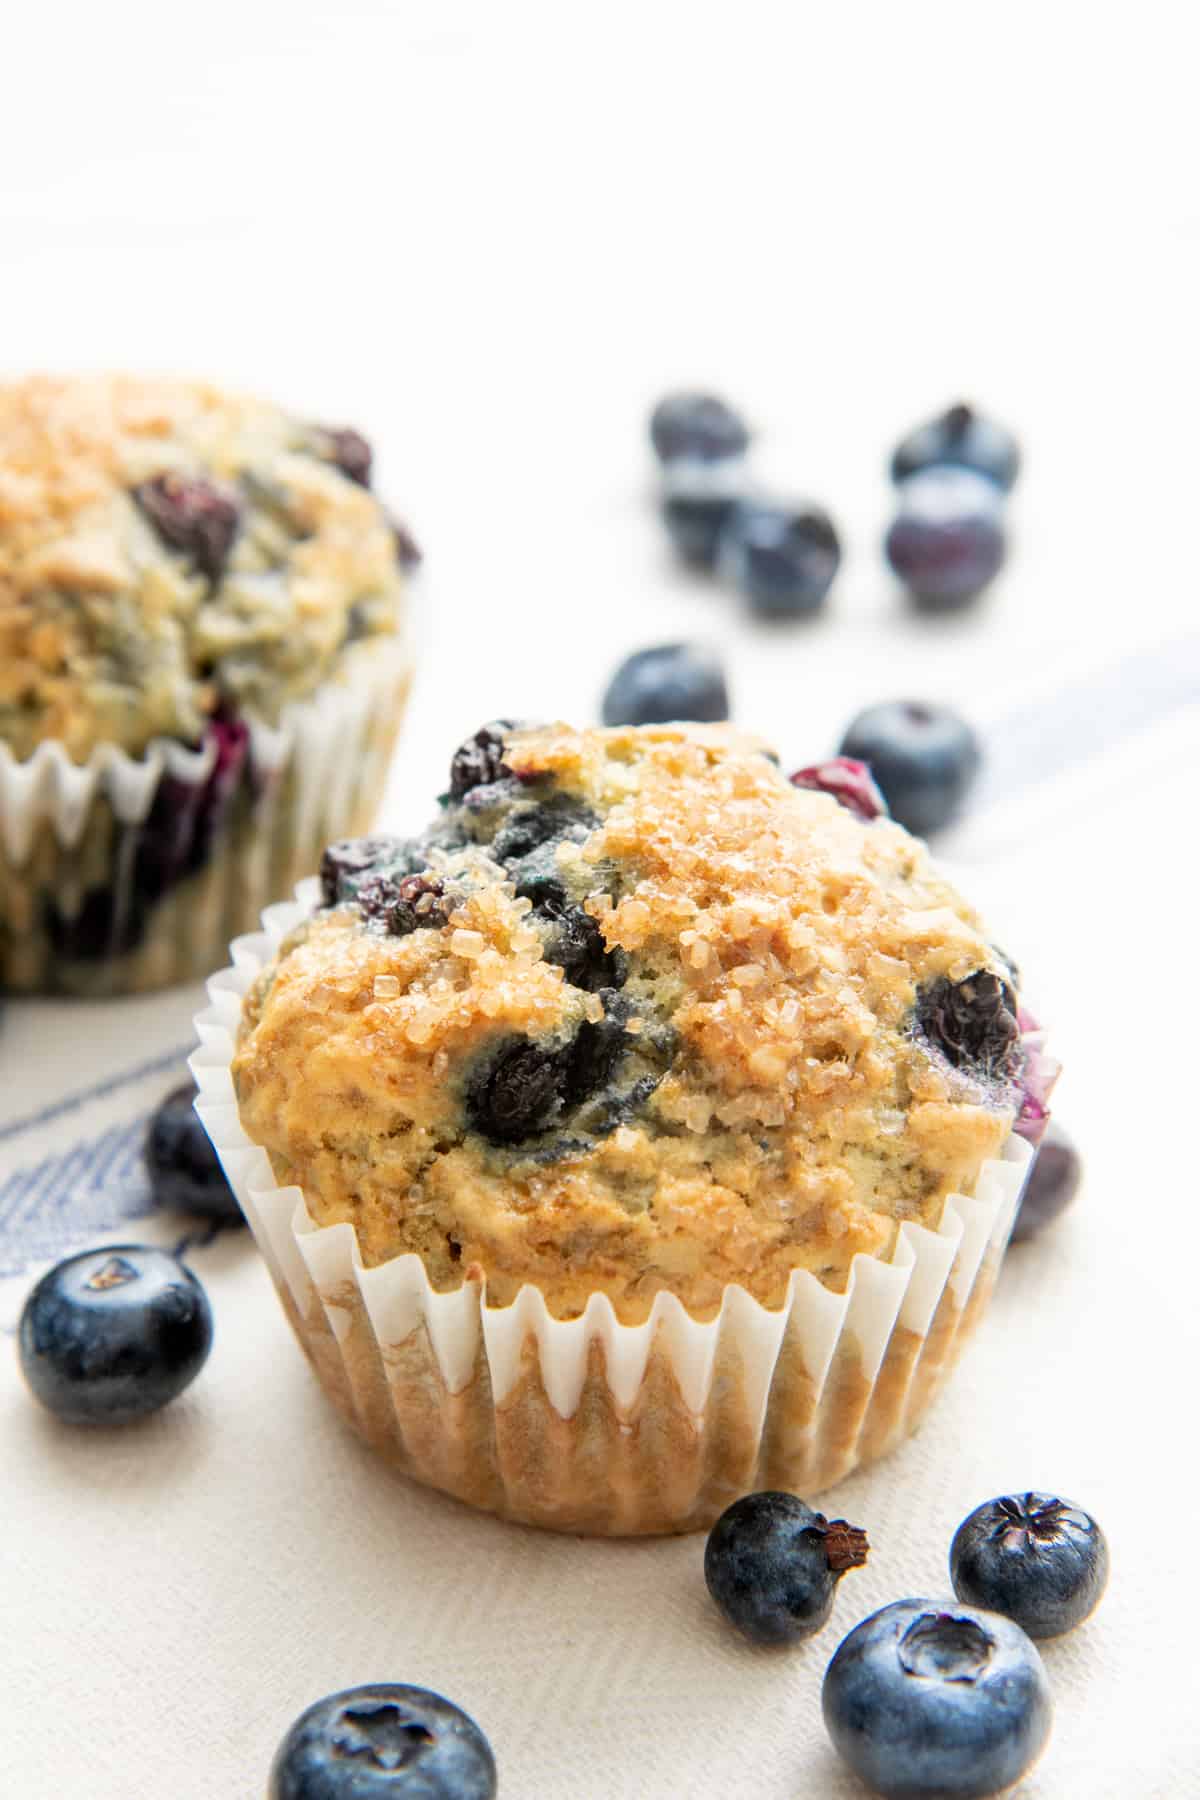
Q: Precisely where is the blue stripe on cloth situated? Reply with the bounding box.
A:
[0,1044,194,1145]
[0,1114,158,1281]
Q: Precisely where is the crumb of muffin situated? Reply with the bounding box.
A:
[233,723,1023,1322]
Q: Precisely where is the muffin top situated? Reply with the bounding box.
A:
[233,722,1032,1322]
[0,375,414,762]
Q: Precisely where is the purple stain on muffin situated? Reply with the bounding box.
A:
[132,473,241,583]
[789,757,889,822]
[44,708,252,963]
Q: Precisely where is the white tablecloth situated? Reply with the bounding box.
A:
[3,6,1200,1794]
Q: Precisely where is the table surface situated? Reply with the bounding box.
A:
[2,7,1199,1796]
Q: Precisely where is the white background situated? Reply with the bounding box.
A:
[2,5,1199,1795]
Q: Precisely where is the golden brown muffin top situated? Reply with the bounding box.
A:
[0,375,413,761]
[233,722,1029,1322]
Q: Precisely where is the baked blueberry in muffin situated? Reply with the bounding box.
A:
[233,722,1046,1320]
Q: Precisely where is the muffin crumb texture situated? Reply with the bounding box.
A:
[234,724,1026,1322]
[0,375,409,761]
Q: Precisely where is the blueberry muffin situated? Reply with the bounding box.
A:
[217,722,1045,1531]
[0,375,417,994]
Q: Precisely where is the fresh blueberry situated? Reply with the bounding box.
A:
[837,700,980,836]
[916,971,1021,1082]
[1011,1122,1082,1243]
[145,1081,244,1225]
[661,488,741,570]
[649,391,750,466]
[705,1491,869,1647]
[885,468,1007,611]
[719,499,841,619]
[891,401,1021,493]
[269,1684,496,1799]
[132,473,241,583]
[951,1494,1108,1639]
[18,1245,213,1425]
[789,756,888,822]
[601,643,729,727]
[822,1599,1052,1800]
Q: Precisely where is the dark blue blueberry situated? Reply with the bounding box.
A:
[951,1494,1108,1639]
[269,1684,496,1799]
[448,721,522,800]
[838,700,980,836]
[316,426,374,488]
[704,1491,869,1647]
[789,757,888,822]
[601,642,729,727]
[1011,1122,1082,1243]
[145,1081,244,1225]
[822,1599,1052,1800]
[659,456,747,569]
[466,1037,568,1144]
[537,903,626,993]
[390,515,423,570]
[916,971,1021,1082]
[357,872,455,938]
[719,499,841,618]
[133,473,241,583]
[649,391,750,466]
[320,836,411,908]
[886,469,1007,611]
[18,1245,213,1425]
[891,402,1021,493]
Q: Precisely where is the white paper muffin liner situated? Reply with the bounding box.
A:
[192,887,1034,1536]
[0,635,413,996]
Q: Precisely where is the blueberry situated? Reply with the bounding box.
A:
[145,1081,244,1225]
[705,1492,869,1647]
[916,971,1020,1081]
[315,426,374,488]
[719,499,841,619]
[269,1684,496,1799]
[789,756,888,823]
[601,643,729,727]
[466,1038,567,1144]
[538,904,626,993]
[885,469,1007,611]
[132,473,241,583]
[822,1599,1052,1799]
[391,515,423,569]
[658,455,748,569]
[357,872,455,938]
[447,722,521,801]
[320,837,410,907]
[891,401,1021,493]
[648,391,750,466]
[950,1493,1109,1639]
[1011,1122,1082,1243]
[18,1245,213,1425]
[560,999,633,1106]
[837,700,980,836]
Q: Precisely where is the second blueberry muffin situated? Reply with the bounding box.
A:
[0,375,417,995]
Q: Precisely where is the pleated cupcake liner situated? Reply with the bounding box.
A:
[192,886,1033,1536]
[0,636,413,996]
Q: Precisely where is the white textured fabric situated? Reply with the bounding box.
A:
[3,8,1200,1791]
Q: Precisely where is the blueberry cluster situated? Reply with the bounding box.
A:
[649,391,842,620]
[706,1485,1107,1799]
[886,402,1020,612]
